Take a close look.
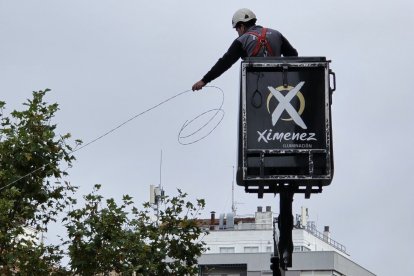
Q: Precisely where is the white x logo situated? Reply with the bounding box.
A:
[268,82,307,129]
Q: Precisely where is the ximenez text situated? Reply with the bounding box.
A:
[257,129,317,143]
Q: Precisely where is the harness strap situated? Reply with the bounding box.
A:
[246,27,274,57]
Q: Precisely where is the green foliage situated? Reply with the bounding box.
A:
[0,89,77,274]
[65,186,207,275]
[0,90,208,274]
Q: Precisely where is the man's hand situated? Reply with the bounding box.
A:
[192,80,206,91]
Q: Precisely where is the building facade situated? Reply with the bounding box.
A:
[197,207,375,276]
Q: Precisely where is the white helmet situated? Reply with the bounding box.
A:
[232,8,257,28]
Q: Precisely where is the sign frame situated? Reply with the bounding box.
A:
[237,57,335,196]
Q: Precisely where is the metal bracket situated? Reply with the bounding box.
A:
[282,65,289,87]
[329,69,336,93]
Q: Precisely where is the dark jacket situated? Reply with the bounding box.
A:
[202,25,298,84]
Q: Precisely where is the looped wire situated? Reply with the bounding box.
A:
[1,86,225,190]
[178,85,225,145]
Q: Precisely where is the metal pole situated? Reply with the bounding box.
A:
[278,190,294,270]
[272,217,282,276]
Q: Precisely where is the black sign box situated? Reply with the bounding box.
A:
[237,57,335,195]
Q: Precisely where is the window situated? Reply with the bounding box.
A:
[293,246,311,252]
[302,246,310,252]
[266,246,272,252]
[219,247,235,253]
[244,246,259,253]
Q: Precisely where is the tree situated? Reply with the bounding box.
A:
[0,89,77,274]
[0,89,208,275]
[64,185,207,275]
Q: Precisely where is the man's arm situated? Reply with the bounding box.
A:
[192,40,243,91]
[281,35,298,56]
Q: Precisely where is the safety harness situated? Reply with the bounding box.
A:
[246,27,274,57]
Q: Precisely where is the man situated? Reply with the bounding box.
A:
[192,8,298,91]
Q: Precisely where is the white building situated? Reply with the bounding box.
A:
[19,226,41,245]
[197,207,375,276]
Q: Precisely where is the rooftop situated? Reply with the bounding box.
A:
[197,206,347,254]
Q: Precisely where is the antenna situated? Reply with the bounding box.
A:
[231,166,244,215]
[159,150,163,190]
[150,150,165,225]
[231,166,236,214]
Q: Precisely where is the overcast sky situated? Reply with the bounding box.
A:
[1,1,413,275]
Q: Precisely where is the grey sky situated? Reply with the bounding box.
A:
[1,1,413,275]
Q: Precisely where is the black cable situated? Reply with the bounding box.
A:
[251,72,263,108]
[1,86,225,191]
